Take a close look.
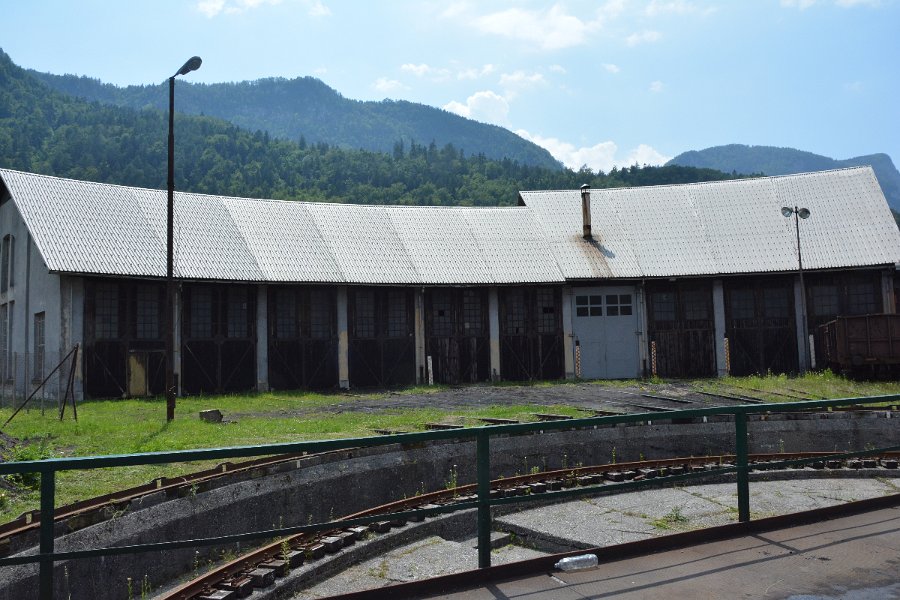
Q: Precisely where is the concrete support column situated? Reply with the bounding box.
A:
[59,275,85,400]
[488,287,500,381]
[793,275,809,372]
[256,285,269,392]
[174,285,182,395]
[882,270,896,314]
[713,279,728,377]
[561,285,575,380]
[337,286,350,389]
[636,283,649,377]
[414,288,426,384]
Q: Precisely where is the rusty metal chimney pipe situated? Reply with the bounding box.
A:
[581,184,592,239]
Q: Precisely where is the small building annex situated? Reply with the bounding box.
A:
[0,166,897,400]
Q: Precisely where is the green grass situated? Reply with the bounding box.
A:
[0,390,582,521]
[695,370,900,403]
[0,373,897,523]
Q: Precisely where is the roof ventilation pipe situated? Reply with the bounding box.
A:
[581,184,592,239]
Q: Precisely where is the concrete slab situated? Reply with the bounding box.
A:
[295,535,547,599]
[421,506,900,599]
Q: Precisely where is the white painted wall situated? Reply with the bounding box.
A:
[0,196,82,401]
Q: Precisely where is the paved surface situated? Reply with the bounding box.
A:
[294,478,900,599]
[432,506,900,599]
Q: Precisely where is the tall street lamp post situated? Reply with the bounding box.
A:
[166,56,202,422]
[782,205,811,373]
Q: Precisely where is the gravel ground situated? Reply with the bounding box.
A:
[237,380,770,420]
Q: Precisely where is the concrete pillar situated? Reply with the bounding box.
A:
[489,287,500,381]
[793,275,809,372]
[561,286,575,379]
[59,275,85,400]
[256,285,269,392]
[414,288,426,384]
[337,286,350,389]
[636,283,649,377]
[174,285,182,395]
[713,280,728,377]
[882,270,896,314]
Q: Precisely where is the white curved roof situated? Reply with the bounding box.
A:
[1,166,897,285]
[519,166,900,279]
[0,168,561,285]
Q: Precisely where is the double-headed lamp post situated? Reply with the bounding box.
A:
[166,56,202,422]
[782,205,811,373]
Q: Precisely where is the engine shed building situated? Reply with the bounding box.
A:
[0,166,897,400]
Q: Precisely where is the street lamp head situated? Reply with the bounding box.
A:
[781,206,793,218]
[175,56,203,77]
[798,208,810,219]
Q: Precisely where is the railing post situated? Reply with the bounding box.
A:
[735,411,750,523]
[476,430,491,569]
[39,469,55,599]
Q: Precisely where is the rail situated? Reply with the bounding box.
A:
[0,395,898,599]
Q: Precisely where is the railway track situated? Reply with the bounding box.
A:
[159,450,900,600]
[0,403,894,552]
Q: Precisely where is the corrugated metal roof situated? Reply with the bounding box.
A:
[520,167,900,279]
[0,169,562,285]
[3,167,897,286]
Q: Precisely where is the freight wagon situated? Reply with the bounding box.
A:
[818,314,900,378]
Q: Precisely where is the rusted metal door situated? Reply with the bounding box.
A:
[83,279,165,399]
[348,287,416,388]
[181,284,257,395]
[499,287,564,381]
[425,288,490,384]
[268,286,338,390]
[647,283,716,377]
[725,278,798,375]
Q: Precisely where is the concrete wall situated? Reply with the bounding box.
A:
[0,411,895,600]
[0,197,76,401]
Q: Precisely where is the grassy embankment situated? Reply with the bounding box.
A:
[0,371,897,523]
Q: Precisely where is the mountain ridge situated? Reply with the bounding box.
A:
[27,69,563,170]
[667,144,900,212]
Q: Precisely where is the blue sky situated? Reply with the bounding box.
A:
[2,0,897,171]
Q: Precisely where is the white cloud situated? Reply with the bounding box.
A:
[780,0,817,8]
[471,4,605,50]
[843,81,863,92]
[626,144,671,166]
[602,63,621,74]
[645,0,705,16]
[313,67,327,75]
[649,80,664,93]
[197,0,226,17]
[499,71,547,89]
[516,130,670,172]
[373,77,407,94]
[440,1,470,19]
[456,64,496,80]
[835,0,880,6]
[443,91,510,125]
[626,30,662,46]
[401,63,433,77]
[196,0,331,18]
[304,0,330,16]
[549,64,567,74]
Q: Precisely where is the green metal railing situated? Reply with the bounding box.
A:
[0,395,898,599]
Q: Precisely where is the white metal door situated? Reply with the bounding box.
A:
[572,286,640,379]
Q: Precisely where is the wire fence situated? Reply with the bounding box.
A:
[0,349,76,412]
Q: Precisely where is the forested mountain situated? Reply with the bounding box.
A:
[0,49,737,206]
[667,144,900,214]
[29,69,563,170]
